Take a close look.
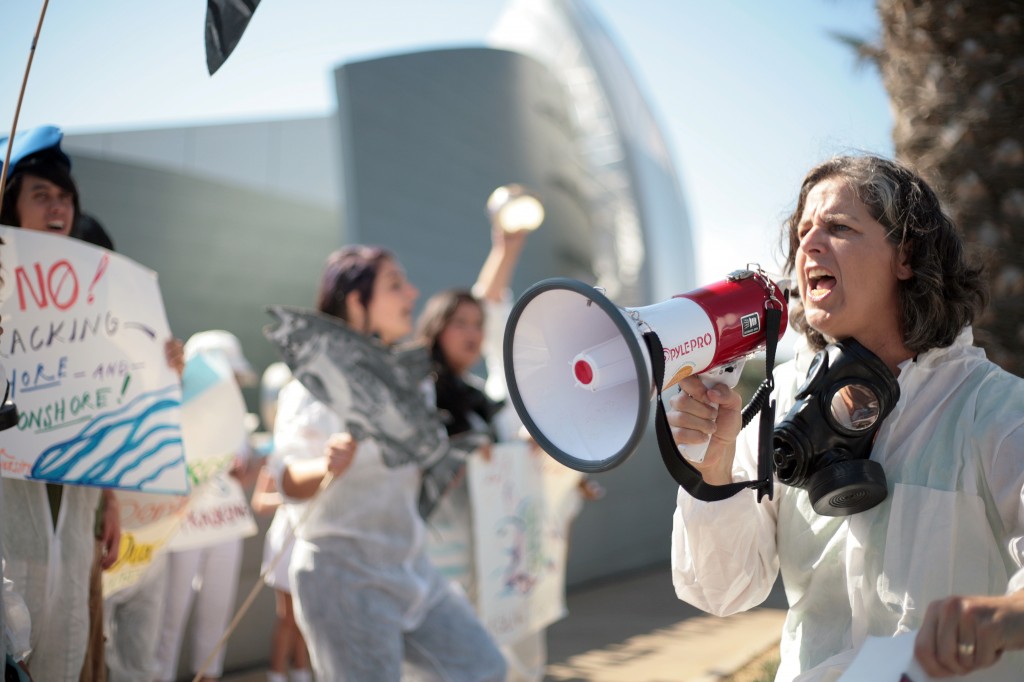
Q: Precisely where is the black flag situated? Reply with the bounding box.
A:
[205,0,262,75]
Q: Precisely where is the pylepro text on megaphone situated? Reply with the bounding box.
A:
[503,268,789,474]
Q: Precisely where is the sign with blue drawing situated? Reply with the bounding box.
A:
[468,442,583,644]
[0,226,188,494]
[179,351,249,487]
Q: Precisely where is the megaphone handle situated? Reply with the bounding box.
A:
[672,361,746,464]
[644,331,756,502]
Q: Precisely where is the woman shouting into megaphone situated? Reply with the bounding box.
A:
[668,155,1024,680]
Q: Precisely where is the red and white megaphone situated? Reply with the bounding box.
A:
[503,268,788,473]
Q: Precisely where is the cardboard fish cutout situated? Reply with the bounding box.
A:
[263,306,484,516]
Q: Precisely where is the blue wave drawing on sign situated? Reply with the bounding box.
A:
[495,500,553,597]
[32,385,184,490]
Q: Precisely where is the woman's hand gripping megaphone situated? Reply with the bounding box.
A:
[667,372,745,484]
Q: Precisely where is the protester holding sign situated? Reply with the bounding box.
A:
[154,330,259,682]
[269,246,506,681]
[0,124,186,681]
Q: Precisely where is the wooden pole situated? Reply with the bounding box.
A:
[0,0,51,211]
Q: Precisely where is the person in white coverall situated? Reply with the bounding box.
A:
[154,330,259,682]
[269,245,506,681]
[667,155,1024,680]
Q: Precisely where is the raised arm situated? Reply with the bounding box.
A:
[473,219,529,304]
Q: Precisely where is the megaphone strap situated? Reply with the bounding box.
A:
[643,304,781,503]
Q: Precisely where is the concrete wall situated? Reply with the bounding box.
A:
[335,47,595,299]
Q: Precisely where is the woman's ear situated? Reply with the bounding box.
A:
[895,245,913,281]
[345,290,366,329]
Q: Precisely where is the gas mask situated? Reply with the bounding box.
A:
[772,338,900,516]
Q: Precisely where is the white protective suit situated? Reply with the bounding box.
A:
[672,328,1024,681]
[103,551,168,682]
[270,380,506,681]
[2,479,101,681]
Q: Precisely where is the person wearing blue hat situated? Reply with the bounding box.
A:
[0,125,183,681]
[0,125,79,235]
[0,125,116,681]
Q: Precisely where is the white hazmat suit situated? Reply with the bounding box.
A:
[271,379,506,681]
[672,329,1024,681]
[2,479,100,681]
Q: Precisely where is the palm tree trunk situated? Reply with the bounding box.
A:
[875,0,1024,375]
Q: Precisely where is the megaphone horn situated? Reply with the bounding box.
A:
[503,269,788,474]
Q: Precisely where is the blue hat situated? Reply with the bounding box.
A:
[0,125,70,179]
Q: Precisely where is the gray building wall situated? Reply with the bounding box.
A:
[335,47,594,298]
[71,155,341,398]
[65,117,343,211]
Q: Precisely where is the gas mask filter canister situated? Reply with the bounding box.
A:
[772,338,900,516]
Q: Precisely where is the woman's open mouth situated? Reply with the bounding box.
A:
[806,267,836,301]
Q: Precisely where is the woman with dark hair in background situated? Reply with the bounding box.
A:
[419,218,602,682]
[668,154,1024,679]
[269,245,506,681]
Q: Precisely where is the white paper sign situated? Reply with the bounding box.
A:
[102,353,253,596]
[468,442,583,644]
[179,351,249,486]
[102,489,189,596]
[839,632,1011,682]
[0,226,187,493]
[167,472,257,551]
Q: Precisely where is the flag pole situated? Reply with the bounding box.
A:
[0,0,51,210]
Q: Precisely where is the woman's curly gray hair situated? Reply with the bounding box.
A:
[782,154,987,354]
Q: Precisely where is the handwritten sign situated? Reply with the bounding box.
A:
[180,351,248,486]
[167,472,257,551]
[102,489,189,596]
[468,442,582,644]
[0,226,187,493]
[102,352,254,596]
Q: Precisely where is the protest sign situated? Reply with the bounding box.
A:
[180,351,249,487]
[0,226,187,494]
[102,352,255,596]
[167,471,257,552]
[468,442,583,644]
[102,489,189,596]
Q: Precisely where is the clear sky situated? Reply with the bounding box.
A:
[0,0,893,287]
